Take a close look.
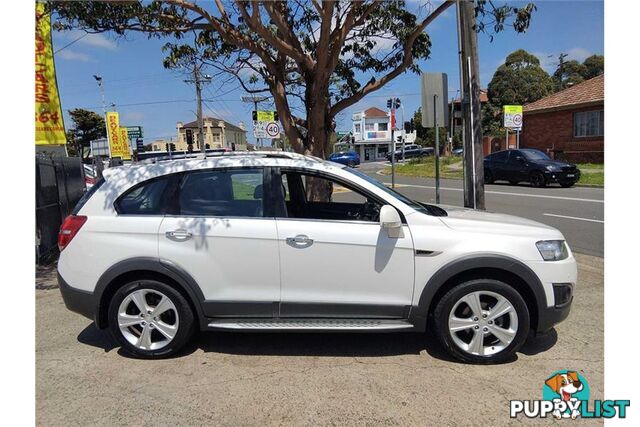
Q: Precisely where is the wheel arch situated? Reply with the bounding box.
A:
[410,255,546,333]
[93,257,205,329]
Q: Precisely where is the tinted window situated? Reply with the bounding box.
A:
[116,176,172,215]
[178,169,264,217]
[488,151,508,162]
[521,149,550,161]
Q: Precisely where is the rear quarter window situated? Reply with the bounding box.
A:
[115,176,173,215]
[72,177,104,215]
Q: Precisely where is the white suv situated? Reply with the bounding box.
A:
[58,152,576,363]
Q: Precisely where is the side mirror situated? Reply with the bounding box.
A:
[380,205,402,229]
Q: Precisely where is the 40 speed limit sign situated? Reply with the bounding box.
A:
[253,120,281,139]
[503,105,523,129]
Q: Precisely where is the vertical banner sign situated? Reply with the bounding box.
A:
[35,3,66,145]
[119,127,132,160]
[105,112,128,159]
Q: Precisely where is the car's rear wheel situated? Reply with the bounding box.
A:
[433,279,530,364]
[484,170,494,184]
[530,171,546,187]
[347,160,356,168]
[108,280,195,358]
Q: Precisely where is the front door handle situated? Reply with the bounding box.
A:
[165,229,193,242]
[286,234,314,248]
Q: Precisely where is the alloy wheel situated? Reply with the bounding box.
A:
[117,289,179,351]
[447,290,518,357]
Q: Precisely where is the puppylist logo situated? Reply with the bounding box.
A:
[510,370,630,419]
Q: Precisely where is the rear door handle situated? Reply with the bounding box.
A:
[286,234,313,248]
[165,229,193,242]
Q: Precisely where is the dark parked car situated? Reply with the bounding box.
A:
[452,148,464,156]
[386,144,434,161]
[329,151,360,167]
[484,149,581,188]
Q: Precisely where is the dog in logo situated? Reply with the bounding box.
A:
[545,371,584,419]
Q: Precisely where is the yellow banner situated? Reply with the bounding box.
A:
[105,112,130,160]
[256,110,275,122]
[35,3,66,145]
[119,127,132,160]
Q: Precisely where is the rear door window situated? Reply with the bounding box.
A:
[178,169,265,217]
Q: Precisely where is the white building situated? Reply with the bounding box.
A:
[335,107,416,161]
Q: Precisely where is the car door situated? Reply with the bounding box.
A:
[504,150,528,182]
[274,169,415,318]
[158,167,280,318]
[488,151,509,180]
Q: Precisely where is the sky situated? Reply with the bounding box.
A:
[51,0,604,146]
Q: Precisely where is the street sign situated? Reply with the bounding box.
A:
[253,121,281,139]
[421,73,449,127]
[126,126,143,139]
[503,105,523,129]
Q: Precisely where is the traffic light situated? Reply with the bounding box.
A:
[386,98,392,109]
[252,110,257,121]
[404,119,415,133]
[397,135,403,143]
[394,98,401,109]
[185,128,193,145]
[169,143,176,152]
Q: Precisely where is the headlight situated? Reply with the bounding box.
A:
[536,240,569,261]
[546,165,559,171]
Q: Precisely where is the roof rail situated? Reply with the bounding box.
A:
[137,150,324,164]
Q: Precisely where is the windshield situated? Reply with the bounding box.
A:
[521,149,550,161]
[343,168,446,216]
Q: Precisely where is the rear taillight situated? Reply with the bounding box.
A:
[58,215,87,251]
[85,176,96,185]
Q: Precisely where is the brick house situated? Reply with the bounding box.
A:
[521,74,604,163]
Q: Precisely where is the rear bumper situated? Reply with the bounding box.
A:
[57,272,96,322]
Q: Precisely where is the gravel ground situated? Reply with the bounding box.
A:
[36,254,603,426]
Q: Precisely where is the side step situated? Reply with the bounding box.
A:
[207,318,415,331]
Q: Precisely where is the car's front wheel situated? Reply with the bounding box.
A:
[484,170,494,184]
[433,279,530,364]
[530,171,546,187]
[108,279,195,358]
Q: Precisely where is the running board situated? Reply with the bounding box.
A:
[207,318,415,331]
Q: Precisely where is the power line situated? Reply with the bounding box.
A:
[53,32,88,54]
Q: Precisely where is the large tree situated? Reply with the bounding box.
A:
[582,54,604,79]
[483,49,553,135]
[66,108,107,159]
[553,54,604,89]
[50,0,535,198]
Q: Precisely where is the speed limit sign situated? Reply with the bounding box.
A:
[265,122,280,138]
[503,105,523,129]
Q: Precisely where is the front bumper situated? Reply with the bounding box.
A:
[536,290,573,334]
[544,169,581,184]
[58,272,96,322]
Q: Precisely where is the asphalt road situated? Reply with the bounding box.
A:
[36,255,604,426]
[357,161,604,257]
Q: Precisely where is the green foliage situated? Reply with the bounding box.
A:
[553,55,604,89]
[66,108,106,158]
[49,1,537,156]
[484,49,554,136]
[411,108,447,148]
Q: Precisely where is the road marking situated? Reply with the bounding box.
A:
[380,182,603,204]
[543,213,604,223]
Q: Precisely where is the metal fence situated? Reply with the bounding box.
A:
[36,154,86,264]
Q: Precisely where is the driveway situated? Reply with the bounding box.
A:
[36,254,603,426]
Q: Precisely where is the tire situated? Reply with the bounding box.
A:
[484,170,494,184]
[347,160,355,168]
[530,171,546,188]
[433,279,530,364]
[108,279,195,358]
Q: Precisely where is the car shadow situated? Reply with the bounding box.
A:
[77,323,559,363]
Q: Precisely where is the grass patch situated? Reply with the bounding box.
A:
[383,156,463,179]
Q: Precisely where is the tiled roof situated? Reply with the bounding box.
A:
[364,107,389,118]
[524,74,604,113]
[181,117,246,133]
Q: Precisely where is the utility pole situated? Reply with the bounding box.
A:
[456,0,485,210]
[433,94,441,204]
[242,95,270,149]
[194,64,205,154]
[93,75,106,115]
[558,52,568,90]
